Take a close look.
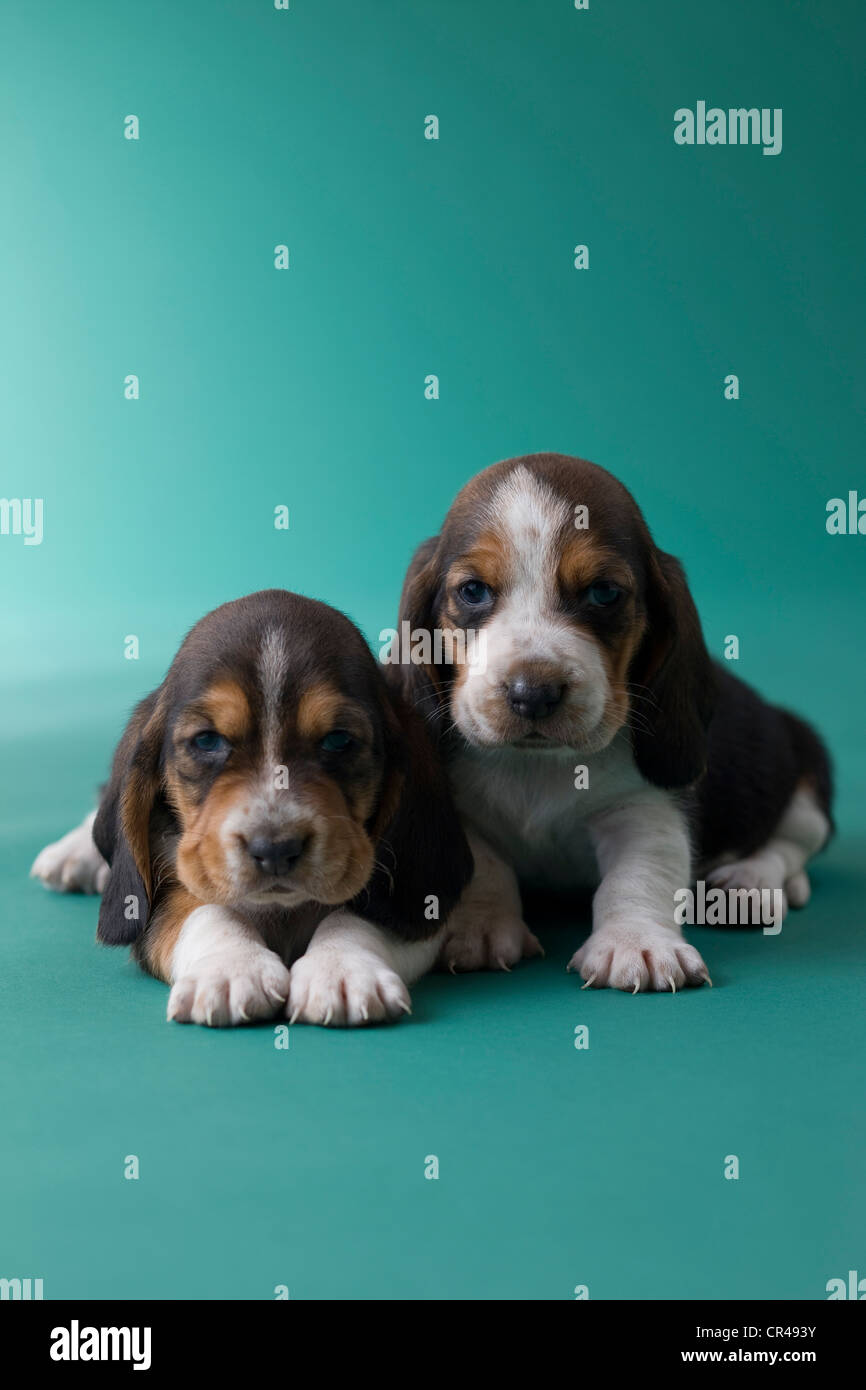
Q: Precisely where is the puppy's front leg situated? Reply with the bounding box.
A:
[569,797,710,992]
[437,830,543,972]
[288,910,442,1026]
[141,887,291,1026]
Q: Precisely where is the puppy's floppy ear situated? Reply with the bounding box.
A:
[384,535,447,729]
[351,689,473,939]
[397,535,440,631]
[92,690,167,944]
[629,548,717,789]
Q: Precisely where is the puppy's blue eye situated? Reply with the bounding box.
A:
[586,582,622,607]
[192,731,228,753]
[458,580,493,606]
[321,729,353,752]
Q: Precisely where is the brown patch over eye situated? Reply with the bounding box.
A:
[296,682,345,741]
[446,529,509,596]
[557,535,633,595]
[295,683,373,747]
[296,683,375,750]
[175,679,252,746]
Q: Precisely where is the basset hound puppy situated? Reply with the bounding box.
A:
[390,452,833,990]
[31,590,472,1026]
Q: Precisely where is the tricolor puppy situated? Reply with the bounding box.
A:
[32,590,472,1026]
[392,452,833,990]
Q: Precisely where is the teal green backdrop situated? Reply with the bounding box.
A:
[1,1,863,1299]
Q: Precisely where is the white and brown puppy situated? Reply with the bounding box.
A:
[391,452,833,991]
[32,590,472,1026]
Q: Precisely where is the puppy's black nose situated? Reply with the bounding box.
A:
[248,836,306,876]
[507,677,565,720]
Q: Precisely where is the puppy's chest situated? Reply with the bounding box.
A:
[451,740,641,890]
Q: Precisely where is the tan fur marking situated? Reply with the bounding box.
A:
[174,772,257,902]
[173,680,252,746]
[144,883,203,982]
[446,530,509,593]
[199,680,252,742]
[557,535,633,594]
[290,776,377,902]
[608,620,646,687]
[296,682,345,741]
[598,618,647,734]
[119,768,160,900]
[114,698,167,902]
[163,766,196,828]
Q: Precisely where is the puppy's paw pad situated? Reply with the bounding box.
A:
[440,917,543,972]
[569,926,709,993]
[287,952,410,1027]
[31,825,108,895]
[167,954,290,1027]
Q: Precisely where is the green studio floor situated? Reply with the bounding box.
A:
[2,708,863,1301]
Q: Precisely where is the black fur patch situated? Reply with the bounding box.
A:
[696,665,833,862]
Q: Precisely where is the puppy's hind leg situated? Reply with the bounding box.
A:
[437,831,543,973]
[705,784,831,918]
[31,809,109,894]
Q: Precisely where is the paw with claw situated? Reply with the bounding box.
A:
[568,922,711,993]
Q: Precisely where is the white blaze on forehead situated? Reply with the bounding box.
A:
[482,465,573,649]
[259,625,291,706]
[485,465,571,605]
[258,625,291,768]
[218,625,304,876]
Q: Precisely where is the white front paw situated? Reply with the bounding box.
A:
[31,815,109,894]
[287,949,411,1027]
[439,915,543,972]
[568,922,710,993]
[167,951,291,1027]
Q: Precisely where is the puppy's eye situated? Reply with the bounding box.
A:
[458,580,493,606]
[191,731,229,754]
[586,581,622,607]
[321,729,354,753]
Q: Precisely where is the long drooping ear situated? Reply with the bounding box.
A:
[628,549,717,789]
[92,690,167,944]
[351,692,473,939]
[397,535,440,629]
[366,691,408,848]
[383,535,447,728]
